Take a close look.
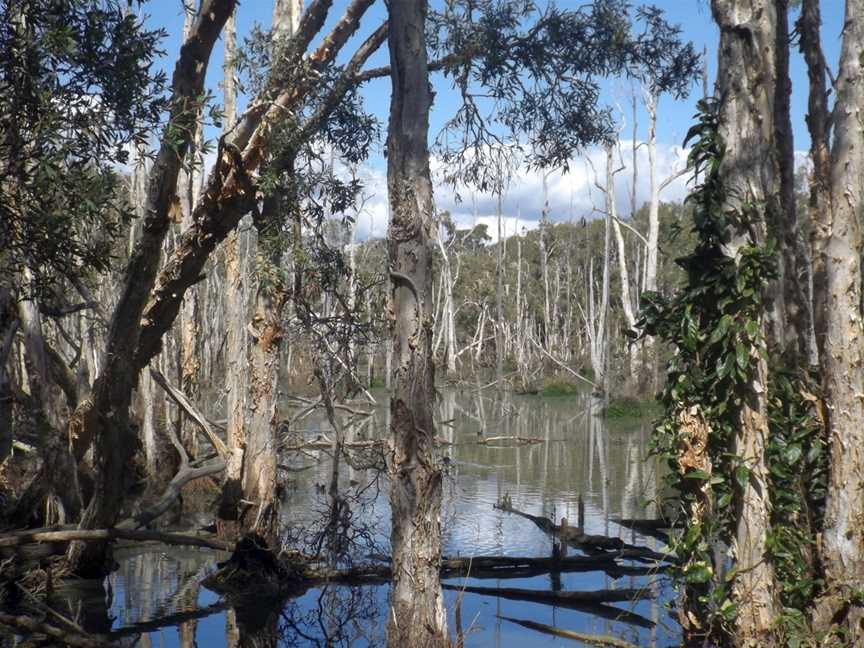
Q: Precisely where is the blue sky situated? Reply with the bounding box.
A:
[142,1,847,237]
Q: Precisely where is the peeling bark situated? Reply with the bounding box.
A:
[385,0,447,644]
[804,0,864,635]
[711,0,782,642]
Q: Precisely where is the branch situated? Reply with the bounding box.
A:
[131,458,226,528]
[0,612,117,648]
[0,528,233,551]
[149,367,229,460]
[529,337,596,388]
[39,301,98,318]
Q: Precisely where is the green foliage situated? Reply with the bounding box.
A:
[639,98,827,645]
[0,0,166,294]
[540,377,581,397]
[766,372,827,612]
[602,397,661,419]
[427,0,700,189]
[639,99,778,639]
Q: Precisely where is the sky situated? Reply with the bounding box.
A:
[142,0,847,240]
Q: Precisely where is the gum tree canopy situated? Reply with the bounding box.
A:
[0,0,166,294]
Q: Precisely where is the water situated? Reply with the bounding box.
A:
[41,389,681,646]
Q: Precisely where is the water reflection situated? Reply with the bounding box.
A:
[9,389,677,647]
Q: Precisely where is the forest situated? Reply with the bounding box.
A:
[0,0,862,647]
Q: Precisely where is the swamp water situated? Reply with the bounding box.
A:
[40,389,680,646]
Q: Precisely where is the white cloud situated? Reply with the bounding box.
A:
[345,141,694,242]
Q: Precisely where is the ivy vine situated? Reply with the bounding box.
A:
[639,99,827,645]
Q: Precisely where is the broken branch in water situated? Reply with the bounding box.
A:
[494,501,677,562]
[497,615,640,648]
[441,583,651,605]
[0,528,233,552]
[477,435,544,446]
[131,458,226,528]
[0,611,118,648]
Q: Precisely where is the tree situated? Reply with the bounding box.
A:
[385,0,448,644]
[800,0,864,636]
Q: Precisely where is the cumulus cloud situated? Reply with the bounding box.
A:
[346,140,693,242]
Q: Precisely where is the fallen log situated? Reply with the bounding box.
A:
[107,602,230,638]
[442,585,654,629]
[477,435,544,446]
[495,503,677,563]
[493,503,624,551]
[611,518,678,544]
[0,611,118,648]
[441,583,650,605]
[0,528,233,552]
[497,615,640,648]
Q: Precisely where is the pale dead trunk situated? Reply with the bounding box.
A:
[539,175,551,352]
[644,92,660,294]
[385,0,447,643]
[495,191,505,387]
[218,8,247,539]
[803,0,864,635]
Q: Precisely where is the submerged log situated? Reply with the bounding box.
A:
[495,502,677,563]
[494,503,624,550]
[611,517,677,544]
[497,615,640,648]
[443,585,654,629]
[0,611,118,648]
[441,583,651,605]
[0,527,233,552]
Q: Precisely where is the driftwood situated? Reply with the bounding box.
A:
[0,611,118,648]
[494,503,625,551]
[497,616,640,648]
[0,528,233,552]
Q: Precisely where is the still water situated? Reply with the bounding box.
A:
[59,389,680,646]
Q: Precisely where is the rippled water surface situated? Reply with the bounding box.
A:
[58,389,679,646]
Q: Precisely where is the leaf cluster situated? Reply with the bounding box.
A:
[428,0,701,191]
[0,0,167,294]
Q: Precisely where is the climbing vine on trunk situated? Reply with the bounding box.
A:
[640,100,826,646]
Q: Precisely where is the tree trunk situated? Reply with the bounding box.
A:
[803,0,864,635]
[217,7,247,540]
[711,0,782,641]
[385,0,447,644]
[495,192,505,387]
[66,0,236,577]
[178,1,203,459]
[0,286,17,461]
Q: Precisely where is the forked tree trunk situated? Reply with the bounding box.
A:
[385,0,447,644]
[802,0,864,635]
[66,0,236,577]
[711,0,781,641]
